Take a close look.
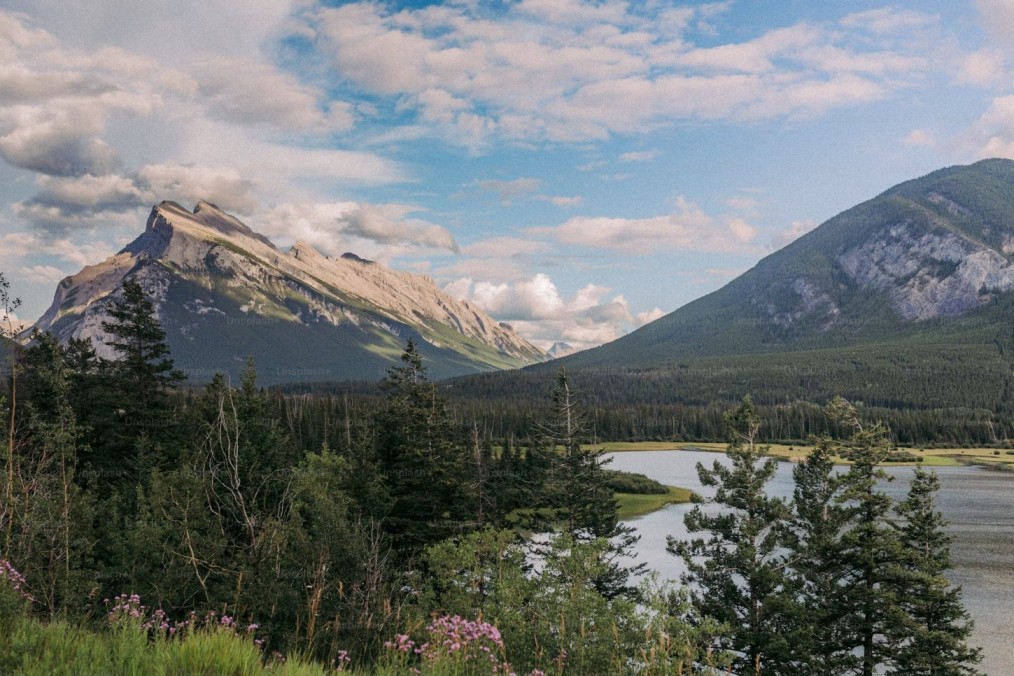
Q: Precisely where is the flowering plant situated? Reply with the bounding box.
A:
[105,593,264,647]
[0,560,33,603]
[380,614,516,675]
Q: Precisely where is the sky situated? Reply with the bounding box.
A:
[2,0,1014,351]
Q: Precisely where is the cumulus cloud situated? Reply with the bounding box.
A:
[307,2,938,147]
[960,95,1014,158]
[529,196,759,255]
[257,201,459,258]
[11,163,261,234]
[192,57,355,133]
[0,229,123,274]
[443,272,665,350]
[0,8,404,240]
[16,264,65,285]
[956,49,1008,86]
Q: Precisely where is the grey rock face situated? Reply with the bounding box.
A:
[838,221,1014,320]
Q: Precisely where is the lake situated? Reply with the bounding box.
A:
[607,450,1014,675]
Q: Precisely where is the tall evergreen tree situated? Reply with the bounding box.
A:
[887,467,982,675]
[825,396,905,676]
[374,339,470,557]
[788,434,856,674]
[88,279,184,490]
[102,278,184,408]
[668,396,795,674]
[540,367,642,598]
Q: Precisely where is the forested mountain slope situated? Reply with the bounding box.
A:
[434,160,1014,444]
[560,158,1014,368]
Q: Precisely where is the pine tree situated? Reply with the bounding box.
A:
[826,396,905,676]
[887,467,982,675]
[788,434,856,674]
[87,278,184,493]
[374,339,469,557]
[668,396,795,674]
[102,279,184,408]
[541,367,642,598]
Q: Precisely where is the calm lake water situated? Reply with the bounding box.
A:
[607,450,1014,676]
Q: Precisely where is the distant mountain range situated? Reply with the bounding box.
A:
[31,201,546,384]
[440,159,1014,419]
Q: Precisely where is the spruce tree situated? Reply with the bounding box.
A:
[826,396,905,676]
[374,339,469,557]
[541,367,641,598]
[788,434,855,674]
[89,278,184,493]
[102,279,184,407]
[668,396,795,674]
[887,467,982,675]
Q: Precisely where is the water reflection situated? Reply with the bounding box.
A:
[607,450,1014,675]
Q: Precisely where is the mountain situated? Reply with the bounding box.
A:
[432,159,1014,426]
[547,342,580,358]
[32,201,546,384]
[556,158,1014,372]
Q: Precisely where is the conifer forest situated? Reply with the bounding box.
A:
[0,277,983,674]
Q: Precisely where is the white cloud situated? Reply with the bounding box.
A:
[258,201,459,258]
[636,307,666,325]
[0,8,406,241]
[308,2,938,147]
[976,0,1014,46]
[17,264,65,284]
[529,196,759,255]
[0,308,27,334]
[0,229,124,277]
[546,195,583,208]
[192,57,355,133]
[840,8,937,35]
[904,129,936,147]
[957,49,1009,86]
[619,150,658,163]
[462,237,548,258]
[961,95,1014,159]
[11,163,261,233]
[444,272,661,350]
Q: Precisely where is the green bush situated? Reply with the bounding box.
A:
[603,469,668,494]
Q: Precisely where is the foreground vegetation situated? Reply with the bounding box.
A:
[0,274,983,674]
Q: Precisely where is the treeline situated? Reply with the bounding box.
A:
[0,275,983,674]
[281,372,1014,449]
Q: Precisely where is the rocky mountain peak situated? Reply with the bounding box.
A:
[288,240,325,263]
[32,201,546,383]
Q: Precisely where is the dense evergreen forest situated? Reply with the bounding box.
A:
[282,360,1014,450]
[0,275,982,674]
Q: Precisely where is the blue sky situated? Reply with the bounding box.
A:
[2,0,1013,350]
